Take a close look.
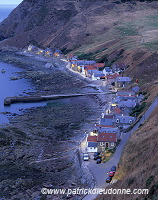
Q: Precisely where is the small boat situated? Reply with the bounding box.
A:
[1,69,5,73]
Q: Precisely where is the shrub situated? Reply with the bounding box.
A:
[146,175,155,187]
[127,177,135,186]
[130,102,147,117]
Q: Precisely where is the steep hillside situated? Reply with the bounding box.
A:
[96,106,158,200]
[0,1,158,200]
[1,0,158,58]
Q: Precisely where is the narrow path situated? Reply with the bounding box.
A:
[82,97,158,200]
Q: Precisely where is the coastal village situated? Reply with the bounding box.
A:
[25,45,144,162]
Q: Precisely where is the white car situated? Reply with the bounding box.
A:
[83,153,89,161]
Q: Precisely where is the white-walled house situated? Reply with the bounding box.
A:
[87,142,98,153]
[86,136,98,153]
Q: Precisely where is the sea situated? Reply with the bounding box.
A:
[0,5,17,22]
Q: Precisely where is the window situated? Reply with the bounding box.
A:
[129,119,133,124]
[111,143,114,146]
[100,142,104,146]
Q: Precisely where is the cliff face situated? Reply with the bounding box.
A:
[1,0,158,54]
[0,0,93,49]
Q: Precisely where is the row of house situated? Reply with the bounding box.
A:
[68,54,132,85]
[66,55,139,153]
[86,87,143,153]
[26,45,64,58]
[85,78,142,153]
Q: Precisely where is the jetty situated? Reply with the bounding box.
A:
[4,91,116,106]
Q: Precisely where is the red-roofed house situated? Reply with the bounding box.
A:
[110,106,122,115]
[95,124,115,128]
[97,133,117,151]
[87,135,98,153]
[112,63,127,73]
[87,135,97,142]
[67,54,75,60]
[106,73,121,84]
[84,65,97,70]
[94,63,105,68]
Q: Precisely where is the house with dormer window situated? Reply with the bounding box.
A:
[97,133,117,152]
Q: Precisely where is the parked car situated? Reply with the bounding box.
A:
[96,158,102,164]
[83,153,89,161]
[106,177,112,183]
[94,152,100,160]
[111,166,116,172]
[109,171,115,177]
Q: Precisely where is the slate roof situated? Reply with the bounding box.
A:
[97,133,117,142]
[116,77,131,82]
[132,86,140,93]
[55,49,62,53]
[121,107,133,115]
[99,127,120,134]
[117,90,135,96]
[87,69,101,75]
[94,73,105,78]
[103,115,114,119]
[118,100,137,108]
[114,115,136,124]
[107,73,121,80]
[116,95,137,102]
[105,67,112,72]
[100,116,114,126]
[76,60,96,65]
[88,142,97,148]
[87,136,97,142]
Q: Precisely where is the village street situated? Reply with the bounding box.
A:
[20,47,157,200]
[82,96,158,200]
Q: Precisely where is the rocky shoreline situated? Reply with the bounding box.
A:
[0,51,111,200]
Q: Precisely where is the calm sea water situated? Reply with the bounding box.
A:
[0,5,17,22]
[0,61,48,124]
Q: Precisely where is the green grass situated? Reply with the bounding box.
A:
[75,47,108,60]
[130,102,147,117]
[146,15,158,27]
[143,41,158,50]
[116,24,139,36]
[146,175,155,187]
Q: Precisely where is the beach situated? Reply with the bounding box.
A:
[0,50,110,200]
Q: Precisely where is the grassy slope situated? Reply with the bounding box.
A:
[96,106,158,200]
[0,2,158,198]
[71,2,158,65]
[89,3,158,200]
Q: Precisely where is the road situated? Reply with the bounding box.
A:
[82,97,158,200]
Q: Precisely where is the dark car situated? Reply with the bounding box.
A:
[96,158,102,164]
[106,177,112,183]
[111,166,116,172]
[109,171,115,177]
[94,152,100,160]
